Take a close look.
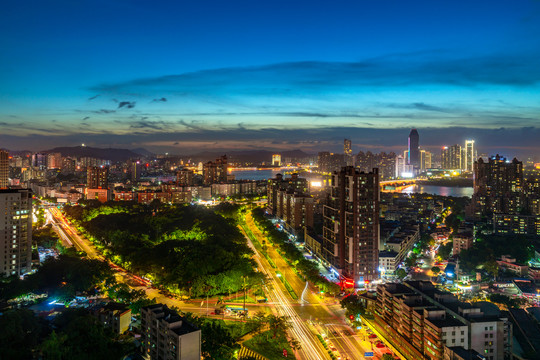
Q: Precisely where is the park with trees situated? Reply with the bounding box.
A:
[0,307,134,360]
[62,201,265,298]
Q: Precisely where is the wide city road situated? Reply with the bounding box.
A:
[242,211,379,360]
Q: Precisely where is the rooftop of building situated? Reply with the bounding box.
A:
[509,308,540,351]
[513,279,538,295]
[92,301,131,316]
[445,346,485,360]
[0,188,31,194]
[426,316,466,329]
[379,250,399,258]
[142,304,199,336]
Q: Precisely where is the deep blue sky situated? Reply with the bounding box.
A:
[1,0,539,156]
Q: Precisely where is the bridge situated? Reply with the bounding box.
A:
[380,179,417,192]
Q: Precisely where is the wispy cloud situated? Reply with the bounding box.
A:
[91,52,540,98]
[92,109,116,114]
[118,101,136,109]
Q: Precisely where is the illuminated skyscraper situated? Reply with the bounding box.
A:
[441,145,462,170]
[272,154,281,166]
[344,139,353,166]
[318,152,345,173]
[0,150,8,188]
[323,167,379,284]
[464,140,475,172]
[131,161,142,183]
[87,166,109,189]
[420,149,432,171]
[47,152,62,169]
[344,139,352,156]
[472,155,523,217]
[408,129,420,168]
[0,189,32,277]
[203,155,228,185]
[32,152,47,169]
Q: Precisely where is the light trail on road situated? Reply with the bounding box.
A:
[242,226,329,360]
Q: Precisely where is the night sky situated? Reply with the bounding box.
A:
[1,0,539,156]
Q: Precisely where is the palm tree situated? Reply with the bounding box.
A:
[267,314,290,340]
[252,311,267,340]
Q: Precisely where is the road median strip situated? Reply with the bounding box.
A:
[275,271,298,300]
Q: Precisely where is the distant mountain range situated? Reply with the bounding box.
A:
[43,146,151,162]
[185,149,312,163]
[3,146,313,163]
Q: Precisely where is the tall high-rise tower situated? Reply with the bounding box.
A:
[441,145,462,169]
[344,139,353,166]
[323,167,380,284]
[464,140,475,172]
[408,129,420,168]
[0,189,32,277]
[87,166,109,189]
[0,150,8,189]
[344,139,352,156]
[472,155,523,217]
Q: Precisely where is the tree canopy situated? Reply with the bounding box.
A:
[63,202,263,297]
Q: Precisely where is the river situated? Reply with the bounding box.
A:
[229,169,474,198]
[229,169,285,181]
[401,184,473,198]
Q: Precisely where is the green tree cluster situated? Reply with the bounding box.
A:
[182,312,240,359]
[0,254,113,301]
[64,202,264,297]
[459,234,533,274]
[0,308,133,360]
[488,293,527,309]
[437,242,453,260]
[340,294,366,318]
[33,224,61,248]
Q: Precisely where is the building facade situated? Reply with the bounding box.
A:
[408,129,420,168]
[0,189,32,277]
[374,281,510,360]
[464,140,475,172]
[318,152,346,173]
[87,166,109,189]
[323,166,380,284]
[176,169,194,186]
[0,150,8,188]
[140,304,201,360]
[471,155,523,218]
[441,145,462,170]
[267,173,313,233]
[203,155,228,185]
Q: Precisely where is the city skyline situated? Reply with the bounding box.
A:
[1,1,540,156]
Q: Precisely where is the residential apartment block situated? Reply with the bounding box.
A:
[374,281,511,360]
[140,304,201,360]
[323,166,380,284]
[0,189,32,277]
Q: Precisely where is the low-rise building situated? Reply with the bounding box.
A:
[85,188,110,203]
[304,228,323,260]
[93,302,132,334]
[453,232,473,256]
[379,250,399,276]
[496,255,528,277]
[140,304,201,360]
